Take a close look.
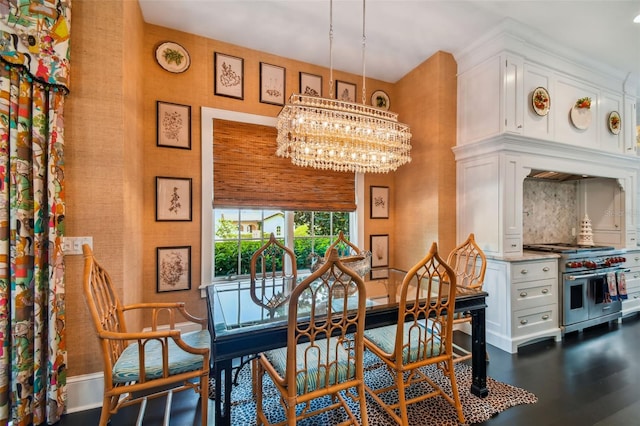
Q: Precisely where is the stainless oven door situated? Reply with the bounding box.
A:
[563,274,588,326]
[563,268,623,327]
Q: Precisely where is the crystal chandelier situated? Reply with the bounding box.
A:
[276,0,412,174]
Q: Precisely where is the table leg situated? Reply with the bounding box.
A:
[214,358,233,426]
[470,307,489,397]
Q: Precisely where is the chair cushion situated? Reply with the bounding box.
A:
[112,329,210,384]
[364,322,442,364]
[263,337,355,395]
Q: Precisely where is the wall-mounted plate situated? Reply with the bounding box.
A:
[570,105,591,130]
[608,111,621,135]
[531,87,550,116]
[155,41,190,74]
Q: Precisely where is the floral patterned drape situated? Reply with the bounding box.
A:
[0,1,70,425]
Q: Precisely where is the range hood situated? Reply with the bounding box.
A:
[527,169,593,182]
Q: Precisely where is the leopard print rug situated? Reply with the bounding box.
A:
[210,350,537,425]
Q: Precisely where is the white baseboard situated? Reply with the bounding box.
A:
[66,372,104,413]
[66,321,203,414]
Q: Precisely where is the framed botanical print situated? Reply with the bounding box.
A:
[370,186,389,219]
[299,72,322,97]
[155,176,192,221]
[156,101,191,149]
[214,52,244,99]
[370,234,389,268]
[336,80,356,103]
[260,62,285,106]
[157,246,191,292]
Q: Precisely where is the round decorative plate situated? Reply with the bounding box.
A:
[531,87,550,116]
[570,106,592,130]
[371,90,390,110]
[608,111,621,135]
[155,41,190,73]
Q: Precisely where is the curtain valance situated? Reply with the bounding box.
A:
[0,0,71,92]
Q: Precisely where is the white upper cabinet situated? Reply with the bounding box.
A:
[455,24,636,155]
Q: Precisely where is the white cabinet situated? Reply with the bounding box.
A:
[485,256,562,353]
[622,249,640,317]
[457,46,633,156]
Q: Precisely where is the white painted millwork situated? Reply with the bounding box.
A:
[484,255,562,353]
[455,26,640,352]
[622,250,640,317]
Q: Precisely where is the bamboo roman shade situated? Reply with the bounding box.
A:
[213,119,356,211]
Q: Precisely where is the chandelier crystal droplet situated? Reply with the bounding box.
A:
[275,0,412,174]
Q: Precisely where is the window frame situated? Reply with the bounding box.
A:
[200,108,365,296]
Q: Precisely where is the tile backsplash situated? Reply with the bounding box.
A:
[523,179,578,244]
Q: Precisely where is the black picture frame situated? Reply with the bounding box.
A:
[214,52,244,100]
[299,72,322,97]
[260,62,285,106]
[155,176,192,221]
[335,80,356,102]
[156,101,191,150]
[157,246,191,292]
[370,186,389,219]
[370,234,389,268]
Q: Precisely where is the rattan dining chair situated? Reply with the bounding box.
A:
[363,242,465,425]
[255,248,369,425]
[82,245,210,426]
[446,233,487,363]
[250,232,298,315]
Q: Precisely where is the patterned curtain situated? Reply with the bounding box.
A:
[0,1,71,425]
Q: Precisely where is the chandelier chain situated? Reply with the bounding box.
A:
[361,0,366,105]
[329,0,334,99]
[275,0,412,174]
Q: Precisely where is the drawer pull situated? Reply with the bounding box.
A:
[511,244,517,248]
[543,267,550,272]
[635,257,640,262]
[520,319,528,325]
[520,292,528,297]
[542,289,549,294]
[634,274,640,279]
[520,269,528,275]
[542,314,550,320]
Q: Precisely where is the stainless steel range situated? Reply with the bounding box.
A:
[523,243,627,334]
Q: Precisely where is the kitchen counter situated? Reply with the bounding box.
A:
[486,251,561,262]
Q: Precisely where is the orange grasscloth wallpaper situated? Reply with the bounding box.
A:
[66,0,456,377]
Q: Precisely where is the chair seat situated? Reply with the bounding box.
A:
[364,322,442,364]
[263,337,355,395]
[113,329,210,383]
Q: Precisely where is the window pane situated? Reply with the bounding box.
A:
[215,209,239,239]
[313,212,331,236]
[333,212,350,234]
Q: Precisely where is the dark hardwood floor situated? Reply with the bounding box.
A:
[56,314,640,425]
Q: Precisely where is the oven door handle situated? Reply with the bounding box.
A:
[566,268,630,281]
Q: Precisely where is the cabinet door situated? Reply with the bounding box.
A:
[503,56,523,135]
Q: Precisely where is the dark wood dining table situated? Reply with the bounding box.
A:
[206,268,489,426]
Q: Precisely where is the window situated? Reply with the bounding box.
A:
[213,208,351,279]
[200,108,365,289]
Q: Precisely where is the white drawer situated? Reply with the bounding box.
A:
[624,251,640,269]
[511,259,557,283]
[622,291,640,315]
[511,278,557,311]
[625,275,640,293]
[511,304,558,338]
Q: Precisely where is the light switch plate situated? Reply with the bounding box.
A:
[62,236,93,255]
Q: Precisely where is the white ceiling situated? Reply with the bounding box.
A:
[139,0,640,101]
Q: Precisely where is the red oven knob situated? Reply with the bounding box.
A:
[585,261,596,268]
